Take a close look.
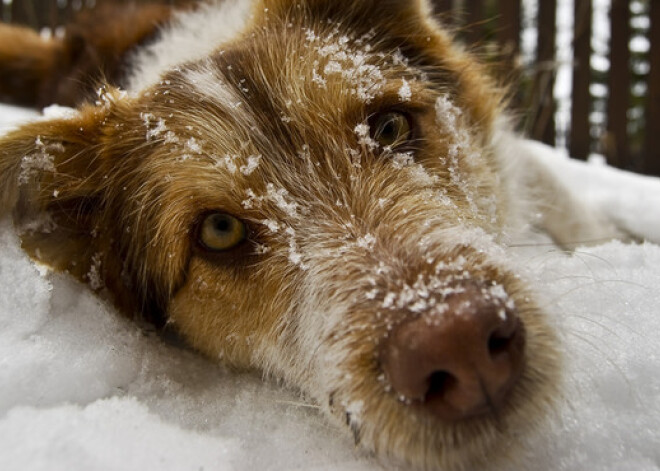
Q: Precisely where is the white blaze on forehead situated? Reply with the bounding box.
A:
[126,0,253,92]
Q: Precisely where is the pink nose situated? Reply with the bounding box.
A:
[379,283,525,421]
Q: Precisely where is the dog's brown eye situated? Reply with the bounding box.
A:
[199,213,246,251]
[370,112,412,148]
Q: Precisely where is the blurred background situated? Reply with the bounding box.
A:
[1,0,658,177]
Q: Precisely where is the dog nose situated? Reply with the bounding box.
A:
[379,283,525,421]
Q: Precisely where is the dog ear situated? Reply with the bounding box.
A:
[0,91,181,326]
[0,97,115,289]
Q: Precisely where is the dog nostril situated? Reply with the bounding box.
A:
[425,370,455,401]
[488,329,515,356]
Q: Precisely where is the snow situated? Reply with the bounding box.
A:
[304,28,387,103]
[1,104,660,471]
[519,139,660,242]
[398,78,412,102]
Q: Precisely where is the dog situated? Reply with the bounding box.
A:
[0,1,623,469]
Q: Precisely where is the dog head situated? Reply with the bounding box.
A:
[0,0,560,469]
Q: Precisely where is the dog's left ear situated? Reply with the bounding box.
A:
[0,97,117,285]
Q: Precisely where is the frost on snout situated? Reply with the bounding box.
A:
[378,278,525,422]
[292,226,558,469]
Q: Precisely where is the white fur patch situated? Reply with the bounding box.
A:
[126,0,253,92]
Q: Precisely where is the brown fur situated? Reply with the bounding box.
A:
[0,1,570,469]
[0,3,176,108]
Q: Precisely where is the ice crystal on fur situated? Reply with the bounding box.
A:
[19,137,60,185]
[305,28,386,103]
[398,78,412,102]
[87,253,104,291]
[240,155,262,176]
[214,154,239,174]
[184,137,203,155]
[390,151,414,169]
[356,234,376,251]
[261,219,280,233]
[354,123,377,150]
[434,95,467,175]
[434,95,486,219]
[266,184,301,218]
[147,119,168,141]
[284,226,308,270]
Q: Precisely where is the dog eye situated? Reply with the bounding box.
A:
[370,112,412,149]
[198,213,247,251]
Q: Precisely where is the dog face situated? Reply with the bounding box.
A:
[0,1,560,469]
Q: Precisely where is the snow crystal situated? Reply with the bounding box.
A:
[241,188,258,209]
[391,50,409,67]
[214,154,239,174]
[261,219,280,233]
[398,78,412,102]
[87,253,104,291]
[435,95,471,169]
[354,123,378,150]
[184,137,203,155]
[434,95,483,217]
[95,86,127,107]
[254,243,271,255]
[145,118,168,141]
[356,234,376,250]
[18,136,61,184]
[305,28,387,103]
[311,67,327,88]
[284,226,308,270]
[239,155,261,176]
[266,183,300,218]
[390,151,415,168]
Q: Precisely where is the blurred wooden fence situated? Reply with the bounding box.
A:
[2,0,659,176]
[430,0,659,176]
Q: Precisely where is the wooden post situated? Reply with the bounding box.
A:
[1,1,9,22]
[11,0,57,28]
[607,0,631,169]
[498,1,521,113]
[464,0,484,45]
[644,0,660,176]
[432,0,454,14]
[11,0,31,25]
[532,0,557,145]
[570,0,592,160]
[431,0,455,26]
[498,0,521,58]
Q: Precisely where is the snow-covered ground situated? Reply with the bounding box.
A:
[1,104,659,471]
